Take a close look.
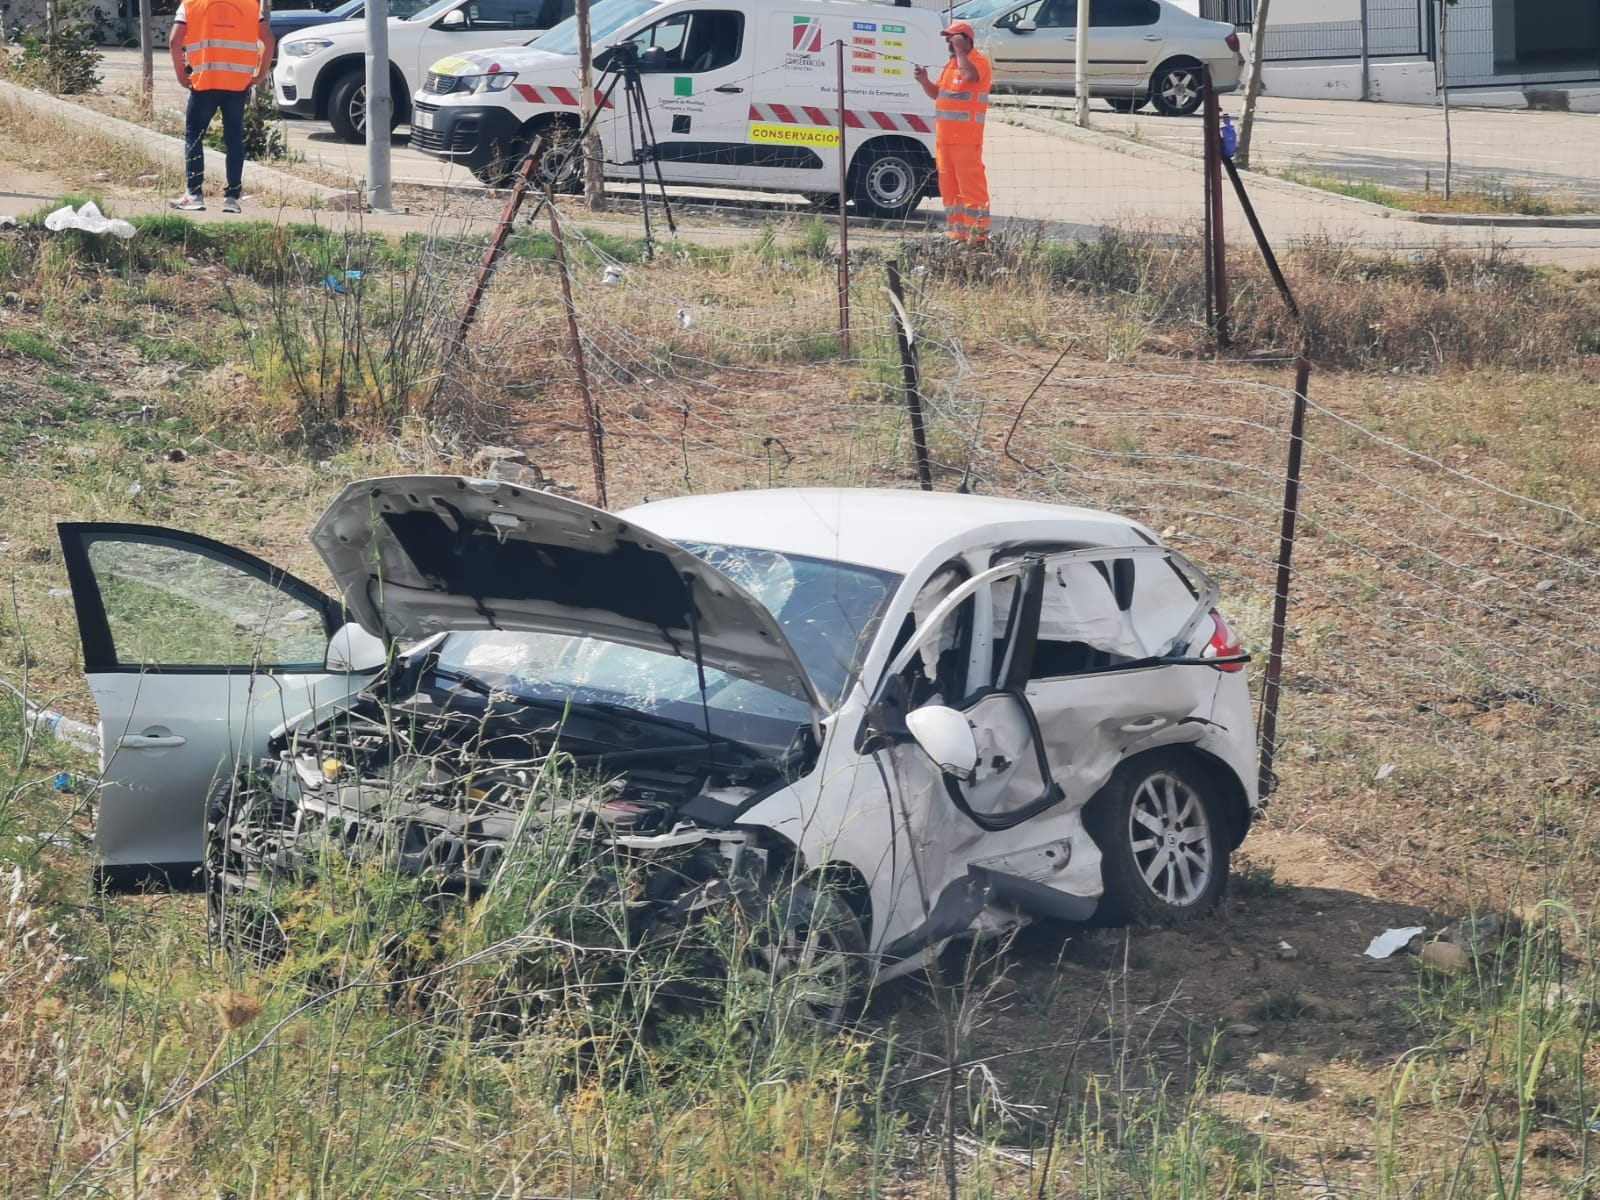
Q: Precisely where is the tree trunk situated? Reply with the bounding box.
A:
[1236,0,1271,169]
[576,0,605,211]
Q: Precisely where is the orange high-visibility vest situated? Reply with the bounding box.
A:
[934,51,992,146]
[185,0,261,91]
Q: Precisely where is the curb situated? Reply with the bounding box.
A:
[0,79,344,206]
[996,104,1600,230]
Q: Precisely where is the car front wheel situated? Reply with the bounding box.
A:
[329,68,403,143]
[1150,60,1206,117]
[1084,751,1231,924]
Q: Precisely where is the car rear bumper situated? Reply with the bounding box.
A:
[409,100,525,172]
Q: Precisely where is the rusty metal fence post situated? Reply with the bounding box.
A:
[547,199,607,509]
[885,261,932,490]
[1257,356,1311,798]
[1202,66,1229,349]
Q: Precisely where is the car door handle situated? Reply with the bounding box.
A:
[1119,717,1167,734]
[119,734,187,749]
[1143,34,1162,40]
[714,84,744,93]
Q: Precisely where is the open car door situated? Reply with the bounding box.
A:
[58,524,378,887]
[878,545,1226,923]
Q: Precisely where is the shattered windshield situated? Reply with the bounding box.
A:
[432,544,899,753]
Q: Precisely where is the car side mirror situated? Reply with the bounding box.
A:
[438,8,466,28]
[326,621,387,673]
[1011,18,1037,32]
[906,705,978,781]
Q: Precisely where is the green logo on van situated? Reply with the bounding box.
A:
[674,76,693,96]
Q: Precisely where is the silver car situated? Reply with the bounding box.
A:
[954,0,1243,115]
[61,483,1258,1012]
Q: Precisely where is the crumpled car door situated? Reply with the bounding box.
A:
[874,546,1223,925]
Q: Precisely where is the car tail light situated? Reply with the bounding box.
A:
[1225,32,1241,51]
[1203,609,1245,672]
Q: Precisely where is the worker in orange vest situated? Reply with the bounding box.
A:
[168,0,273,213]
[914,21,992,245]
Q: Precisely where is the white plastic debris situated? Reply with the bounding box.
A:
[601,264,623,286]
[0,215,17,228]
[1374,762,1397,781]
[676,306,695,330]
[44,201,136,240]
[1364,926,1426,959]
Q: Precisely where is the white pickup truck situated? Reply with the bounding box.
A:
[273,0,573,142]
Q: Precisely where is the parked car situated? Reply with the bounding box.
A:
[60,482,1257,1004]
[272,0,575,142]
[410,0,943,211]
[269,0,435,47]
[951,0,1242,115]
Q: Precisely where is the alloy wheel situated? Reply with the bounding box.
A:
[1126,770,1213,906]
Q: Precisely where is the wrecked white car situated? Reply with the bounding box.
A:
[60,479,1257,996]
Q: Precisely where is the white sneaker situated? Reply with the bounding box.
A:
[222,196,242,214]
[168,193,206,212]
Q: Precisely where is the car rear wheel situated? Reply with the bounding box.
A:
[1150,59,1205,117]
[849,144,932,220]
[1084,751,1230,925]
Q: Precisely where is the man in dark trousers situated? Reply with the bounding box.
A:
[914,20,992,244]
[168,0,274,213]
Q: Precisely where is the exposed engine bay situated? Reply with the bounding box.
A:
[210,664,801,902]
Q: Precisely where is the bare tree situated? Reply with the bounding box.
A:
[576,0,606,210]
[1235,0,1271,169]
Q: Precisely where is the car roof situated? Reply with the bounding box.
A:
[617,487,1151,574]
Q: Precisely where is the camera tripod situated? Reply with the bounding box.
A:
[543,42,678,259]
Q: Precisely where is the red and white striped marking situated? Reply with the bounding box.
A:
[747,102,930,134]
[512,83,614,109]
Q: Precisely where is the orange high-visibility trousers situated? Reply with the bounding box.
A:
[936,142,990,243]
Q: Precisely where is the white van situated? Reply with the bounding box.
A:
[409,0,948,218]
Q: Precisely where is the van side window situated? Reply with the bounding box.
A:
[630,11,744,73]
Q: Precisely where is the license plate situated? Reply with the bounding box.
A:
[413,109,434,131]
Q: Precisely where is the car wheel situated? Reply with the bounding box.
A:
[328,69,369,142]
[750,881,869,1025]
[528,118,583,194]
[204,773,288,964]
[328,68,403,143]
[1150,60,1205,117]
[1106,95,1146,113]
[849,144,932,220]
[1084,751,1231,925]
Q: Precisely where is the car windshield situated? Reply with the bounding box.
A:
[532,0,661,54]
[431,543,899,756]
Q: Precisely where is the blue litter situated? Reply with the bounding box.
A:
[321,270,364,294]
[53,772,74,792]
[1221,114,1238,160]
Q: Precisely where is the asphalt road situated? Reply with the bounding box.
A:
[1005,91,1600,205]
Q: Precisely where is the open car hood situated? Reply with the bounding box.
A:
[311,476,825,715]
